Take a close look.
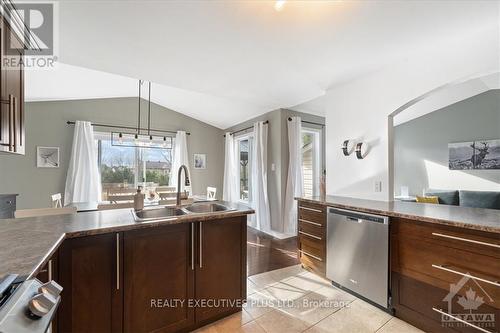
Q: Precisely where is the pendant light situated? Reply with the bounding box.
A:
[111,79,173,149]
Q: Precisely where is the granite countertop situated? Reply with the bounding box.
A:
[0,201,253,281]
[297,195,500,234]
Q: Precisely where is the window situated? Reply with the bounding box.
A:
[95,132,173,199]
[302,128,322,197]
[235,135,253,203]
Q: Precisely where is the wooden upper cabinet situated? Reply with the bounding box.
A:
[195,217,246,324]
[58,233,123,333]
[0,16,25,155]
[123,223,195,333]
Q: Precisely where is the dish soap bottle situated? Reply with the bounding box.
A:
[134,186,144,211]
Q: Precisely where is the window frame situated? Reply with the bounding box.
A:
[301,127,323,197]
[94,131,174,193]
[234,132,253,204]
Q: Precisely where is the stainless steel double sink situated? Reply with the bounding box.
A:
[132,202,235,222]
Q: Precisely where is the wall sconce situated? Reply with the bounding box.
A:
[341,140,355,156]
[355,142,368,159]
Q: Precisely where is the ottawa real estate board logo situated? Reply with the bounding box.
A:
[438,275,496,331]
[3,1,58,69]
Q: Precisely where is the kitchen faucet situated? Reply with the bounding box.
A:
[176,165,190,206]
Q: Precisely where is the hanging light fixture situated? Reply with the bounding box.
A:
[111,79,173,149]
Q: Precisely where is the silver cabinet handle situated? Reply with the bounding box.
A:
[432,308,493,333]
[299,219,322,227]
[299,231,322,240]
[299,206,322,213]
[11,95,16,152]
[299,250,323,262]
[432,264,500,287]
[116,233,120,290]
[8,95,13,151]
[432,232,500,249]
[191,223,194,270]
[199,222,203,268]
[48,259,52,281]
[16,96,22,147]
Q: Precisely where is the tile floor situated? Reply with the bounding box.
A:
[194,265,423,333]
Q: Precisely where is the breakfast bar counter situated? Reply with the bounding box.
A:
[0,201,253,280]
[297,195,500,233]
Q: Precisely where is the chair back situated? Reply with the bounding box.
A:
[51,193,62,208]
[207,187,217,200]
[15,207,77,218]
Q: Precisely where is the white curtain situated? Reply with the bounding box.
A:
[169,131,191,192]
[64,121,102,205]
[283,117,303,235]
[223,133,238,202]
[250,121,271,232]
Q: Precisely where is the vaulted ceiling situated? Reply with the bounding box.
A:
[26,0,499,129]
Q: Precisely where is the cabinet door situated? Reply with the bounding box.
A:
[195,217,246,324]
[58,233,123,333]
[123,223,195,333]
[0,18,24,154]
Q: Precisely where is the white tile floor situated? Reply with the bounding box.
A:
[194,265,424,333]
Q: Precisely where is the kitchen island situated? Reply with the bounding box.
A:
[0,201,253,333]
[296,196,500,333]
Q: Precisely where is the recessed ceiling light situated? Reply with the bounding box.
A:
[274,0,286,11]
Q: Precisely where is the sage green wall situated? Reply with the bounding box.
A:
[225,109,325,235]
[0,98,225,209]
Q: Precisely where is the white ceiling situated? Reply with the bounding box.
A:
[26,0,499,129]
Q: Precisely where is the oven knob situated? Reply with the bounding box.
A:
[28,292,57,318]
[39,280,63,298]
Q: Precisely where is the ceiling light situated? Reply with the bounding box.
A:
[274,0,286,11]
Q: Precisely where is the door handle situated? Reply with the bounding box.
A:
[116,233,120,290]
[299,219,322,227]
[432,232,500,249]
[191,223,194,270]
[432,308,492,333]
[11,95,16,152]
[298,231,322,240]
[14,96,21,147]
[199,222,203,268]
[300,206,322,213]
[432,264,500,287]
[8,95,13,152]
[299,250,323,262]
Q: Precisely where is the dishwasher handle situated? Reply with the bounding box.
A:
[328,207,389,225]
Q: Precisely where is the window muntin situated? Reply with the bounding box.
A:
[95,132,173,200]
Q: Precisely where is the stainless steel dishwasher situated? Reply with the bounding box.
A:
[326,207,389,309]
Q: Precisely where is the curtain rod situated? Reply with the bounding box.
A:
[224,120,269,137]
[66,121,191,135]
[287,117,324,127]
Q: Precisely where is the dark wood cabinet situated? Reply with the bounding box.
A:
[391,217,500,333]
[58,232,123,333]
[195,217,246,324]
[57,217,247,333]
[297,200,326,276]
[0,16,24,155]
[123,223,195,333]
